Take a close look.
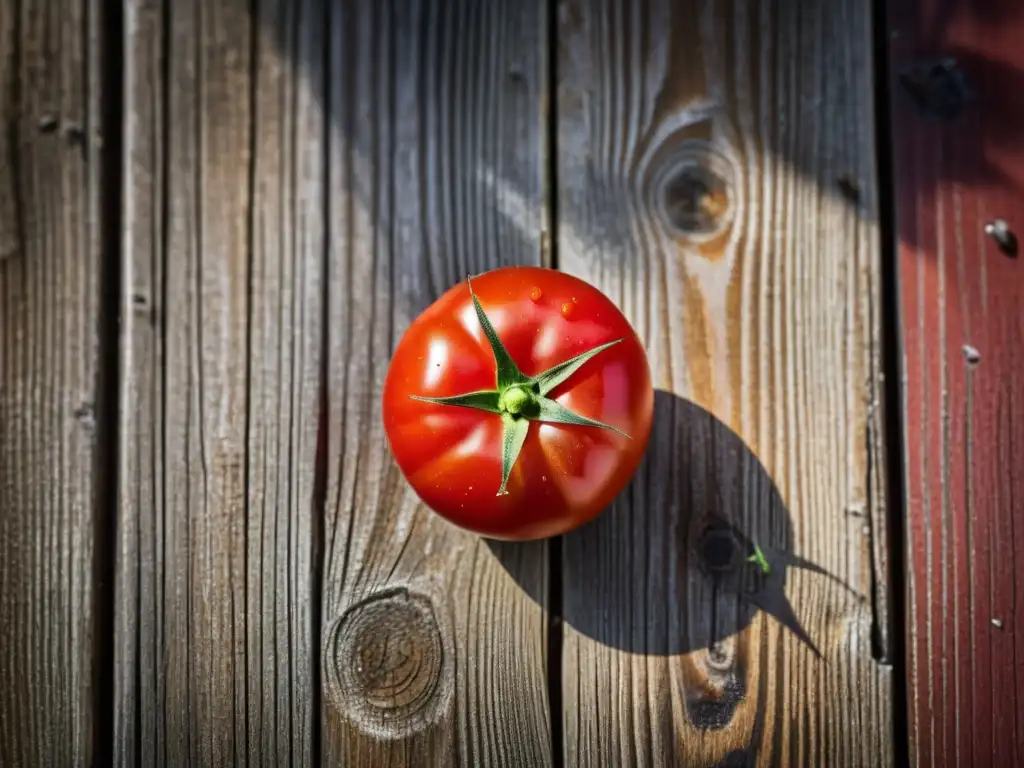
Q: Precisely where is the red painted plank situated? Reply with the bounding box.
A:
[887,1,1024,765]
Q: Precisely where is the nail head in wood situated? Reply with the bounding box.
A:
[62,123,85,146]
[984,219,1018,257]
[74,402,95,430]
[37,115,59,133]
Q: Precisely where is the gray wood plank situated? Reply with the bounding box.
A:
[0,0,104,764]
[319,1,552,765]
[116,0,323,763]
[555,0,894,765]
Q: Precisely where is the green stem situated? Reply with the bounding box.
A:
[409,277,633,496]
[498,384,539,417]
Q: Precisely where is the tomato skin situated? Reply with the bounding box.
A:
[382,265,654,541]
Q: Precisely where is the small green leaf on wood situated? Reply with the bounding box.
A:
[746,543,771,575]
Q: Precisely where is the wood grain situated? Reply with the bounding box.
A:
[0,0,104,764]
[887,0,1024,764]
[0,2,18,261]
[318,2,552,765]
[555,0,893,764]
[116,0,322,762]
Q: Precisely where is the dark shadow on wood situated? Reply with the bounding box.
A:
[254,0,1024,274]
[893,48,1024,185]
[93,0,124,763]
[320,0,550,318]
[257,0,894,289]
[872,0,910,763]
[488,392,858,659]
[544,3,564,762]
[888,0,1024,256]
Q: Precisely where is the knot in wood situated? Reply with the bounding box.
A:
[698,525,742,574]
[703,640,735,674]
[325,587,449,739]
[653,142,735,242]
[899,57,972,120]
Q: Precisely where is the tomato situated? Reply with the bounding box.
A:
[382,265,654,541]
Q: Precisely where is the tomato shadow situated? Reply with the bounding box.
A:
[486,391,858,661]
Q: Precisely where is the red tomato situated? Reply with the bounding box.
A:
[382,265,654,541]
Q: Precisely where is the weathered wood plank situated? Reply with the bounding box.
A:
[0,0,105,764]
[319,1,552,765]
[887,1,1024,764]
[555,0,893,764]
[116,0,322,762]
[0,2,19,262]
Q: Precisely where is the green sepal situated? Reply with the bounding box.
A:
[498,413,530,496]
[534,396,631,438]
[530,338,623,396]
[409,390,502,413]
[468,277,528,390]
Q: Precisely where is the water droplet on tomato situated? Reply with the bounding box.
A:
[530,287,542,302]
[560,300,576,318]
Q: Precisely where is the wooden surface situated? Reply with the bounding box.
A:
[0,0,920,765]
[556,0,894,764]
[0,0,106,764]
[117,0,321,763]
[888,0,1024,765]
[116,0,553,765]
[318,0,551,766]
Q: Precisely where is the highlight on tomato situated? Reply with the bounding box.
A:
[382,265,654,541]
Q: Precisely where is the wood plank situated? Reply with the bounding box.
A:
[319,1,552,765]
[0,0,105,764]
[887,1,1024,764]
[555,0,893,764]
[116,0,323,762]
